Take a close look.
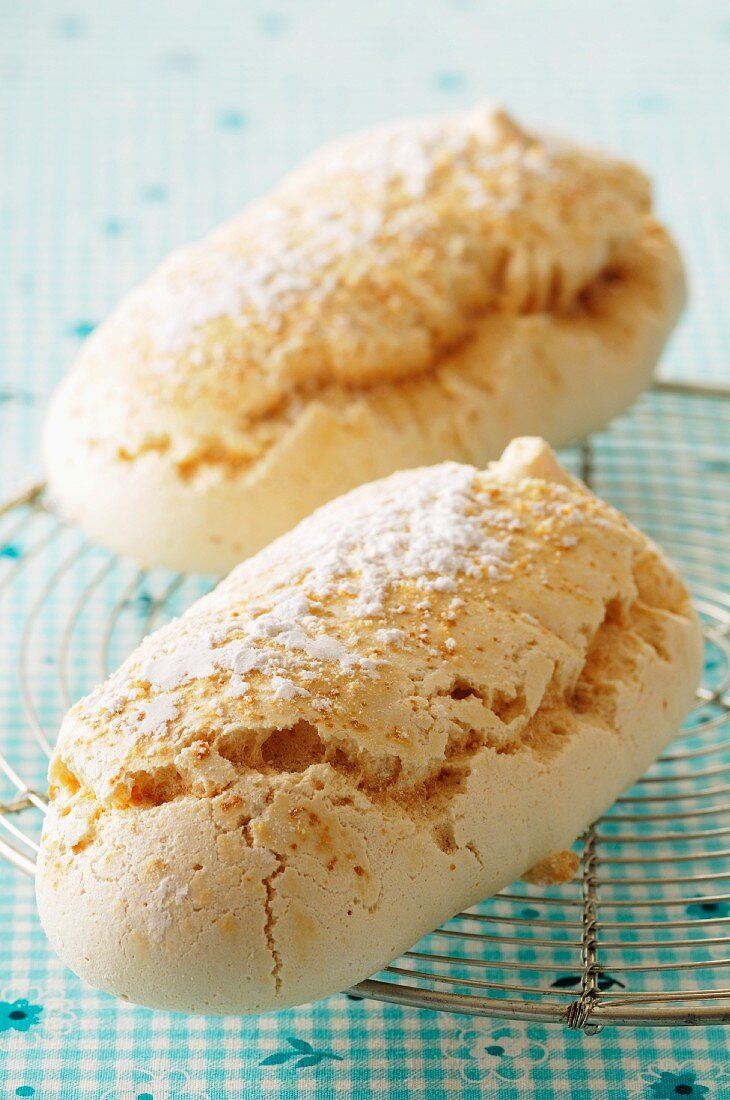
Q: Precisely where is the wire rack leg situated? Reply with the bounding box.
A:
[561,439,605,1034]
[564,825,603,1033]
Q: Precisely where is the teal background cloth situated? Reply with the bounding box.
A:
[1,1,729,1096]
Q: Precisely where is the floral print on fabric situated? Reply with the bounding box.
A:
[445,1024,548,1082]
[0,985,78,1047]
[260,1036,344,1068]
[0,1000,42,1034]
[99,1068,211,1100]
[630,1062,719,1100]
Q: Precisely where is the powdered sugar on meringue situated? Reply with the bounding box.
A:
[76,462,521,751]
[247,461,514,618]
[123,104,560,364]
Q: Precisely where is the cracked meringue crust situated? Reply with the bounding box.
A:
[44,104,685,572]
[36,438,702,1013]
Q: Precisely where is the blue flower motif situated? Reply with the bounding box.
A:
[0,391,35,406]
[218,111,247,131]
[434,70,467,93]
[57,16,86,38]
[700,458,730,475]
[140,183,168,203]
[686,901,730,919]
[260,1036,343,1069]
[550,972,625,991]
[69,320,97,339]
[123,589,155,615]
[648,1070,709,1098]
[258,12,288,37]
[632,91,670,114]
[0,999,43,1034]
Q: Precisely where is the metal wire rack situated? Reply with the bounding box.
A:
[1,380,730,1031]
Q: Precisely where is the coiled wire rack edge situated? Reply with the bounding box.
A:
[1,379,730,1031]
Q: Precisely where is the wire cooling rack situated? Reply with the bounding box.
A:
[1,380,730,1032]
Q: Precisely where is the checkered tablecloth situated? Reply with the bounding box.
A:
[1,1,729,1096]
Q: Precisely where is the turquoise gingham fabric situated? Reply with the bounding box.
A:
[1,0,730,1095]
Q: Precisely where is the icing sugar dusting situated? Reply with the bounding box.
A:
[123,105,557,362]
[132,693,180,736]
[262,462,514,617]
[271,676,310,702]
[84,462,519,746]
[139,874,190,939]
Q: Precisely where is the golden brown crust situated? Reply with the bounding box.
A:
[522,849,580,886]
[44,105,685,572]
[51,105,657,459]
[47,450,662,806]
[37,440,703,1013]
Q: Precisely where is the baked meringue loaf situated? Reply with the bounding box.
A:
[44,104,685,573]
[36,439,702,1014]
